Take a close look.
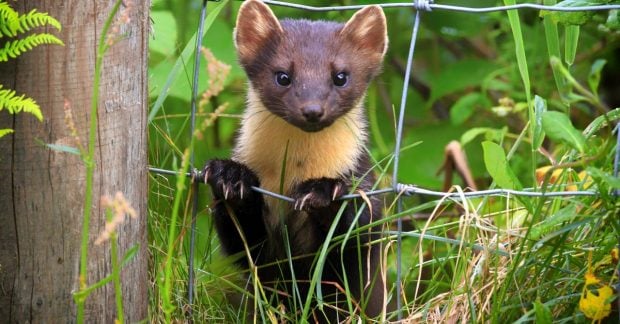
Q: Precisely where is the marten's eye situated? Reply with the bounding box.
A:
[333,72,348,87]
[275,72,292,87]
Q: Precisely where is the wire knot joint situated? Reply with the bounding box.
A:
[396,183,416,196]
[414,0,433,11]
[190,168,203,183]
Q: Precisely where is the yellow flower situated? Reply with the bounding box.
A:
[579,272,613,321]
[535,167,593,191]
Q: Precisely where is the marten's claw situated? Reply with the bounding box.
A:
[292,178,347,211]
[223,184,231,200]
[294,193,313,211]
[332,182,344,201]
[202,159,260,202]
[239,182,245,199]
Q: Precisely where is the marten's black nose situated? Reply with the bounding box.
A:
[301,104,324,123]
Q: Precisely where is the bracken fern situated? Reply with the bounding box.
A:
[0,2,20,36]
[1,6,62,36]
[17,9,62,33]
[0,85,43,121]
[0,1,62,138]
[0,33,64,61]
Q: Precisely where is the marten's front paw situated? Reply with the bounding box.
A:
[202,159,260,201]
[291,178,347,211]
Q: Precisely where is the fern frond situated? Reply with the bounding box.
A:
[0,84,43,121]
[0,33,64,61]
[0,128,14,138]
[17,9,62,34]
[0,2,20,37]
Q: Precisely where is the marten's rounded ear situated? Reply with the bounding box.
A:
[234,0,283,62]
[340,6,388,58]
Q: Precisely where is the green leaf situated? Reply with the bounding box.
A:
[532,95,547,150]
[588,59,606,96]
[565,92,590,104]
[149,11,178,58]
[45,143,81,155]
[461,127,506,147]
[587,167,620,189]
[541,0,606,25]
[0,2,20,37]
[0,128,14,138]
[426,59,497,108]
[583,107,620,137]
[0,33,64,62]
[0,85,43,121]
[564,25,580,66]
[122,244,140,267]
[534,299,554,324]
[543,0,570,97]
[421,2,496,38]
[504,0,535,161]
[541,111,586,153]
[400,123,473,188]
[606,9,620,30]
[449,92,488,125]
[530,204,578,239]
[17,9,62,33]
[503,0,531,95]
[482,141,522,190]
[72,244,141,302]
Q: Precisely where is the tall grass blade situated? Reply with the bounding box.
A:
[564,25,580,66]
[543,0,570,99]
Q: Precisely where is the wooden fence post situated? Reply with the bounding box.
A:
[0,1,149,322]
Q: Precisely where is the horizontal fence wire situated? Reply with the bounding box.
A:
[258,0,620,12]
[149,166,602,201]
[151,0,620,321]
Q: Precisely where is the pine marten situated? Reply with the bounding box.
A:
[203,0,388,321]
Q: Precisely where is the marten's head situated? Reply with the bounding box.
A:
[234,0,388,132]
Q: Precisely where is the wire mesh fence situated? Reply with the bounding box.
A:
[148,0,620,320]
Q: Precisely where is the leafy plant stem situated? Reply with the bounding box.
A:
[162,148,191,322]
[551,57,610,112]
[542,0,569,101]
[495,0,544,315]
[109,212,125,324]
[503,0,537,188]
[76,0,123,322]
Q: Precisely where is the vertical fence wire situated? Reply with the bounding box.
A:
[157,0,620,320]
[391,1,427,318]
[614,123,620,196]
[187,0,209,319]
